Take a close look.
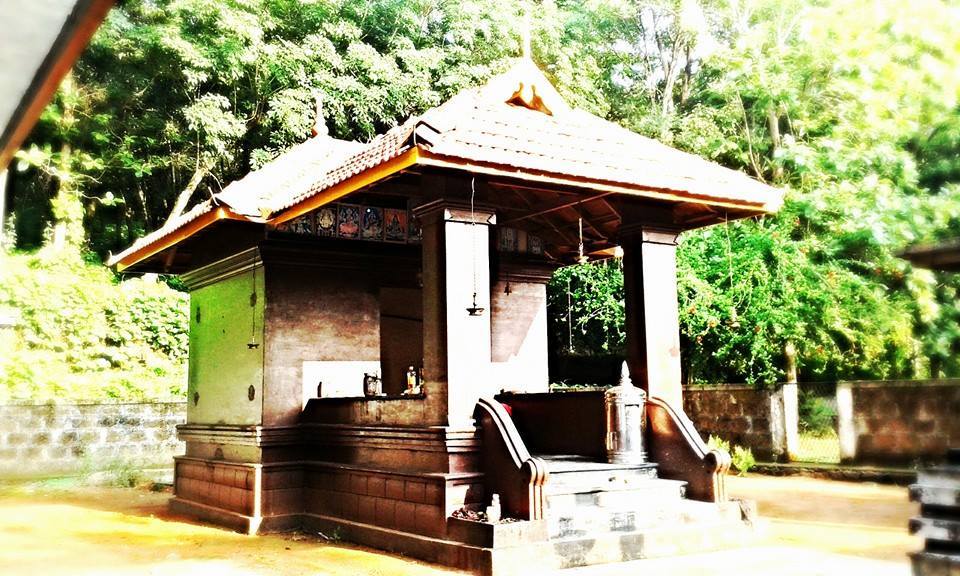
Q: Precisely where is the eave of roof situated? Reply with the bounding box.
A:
[901,239,960,272]
[1,0,116,170]
[111,58,784,272]
[110,203,250,272]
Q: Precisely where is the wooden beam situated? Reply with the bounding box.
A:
[418,151,776,214]
[487,180,584,197]
[600,198,622,222]
[162,245,179,273]
[499,193,614,226]
[505,187,578,246]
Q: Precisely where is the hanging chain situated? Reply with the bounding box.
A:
[465,177,485,316]
[471,177,478,305]
[248,261,259,349]
[577,202,588,264]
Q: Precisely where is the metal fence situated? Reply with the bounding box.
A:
[794,381,841,464]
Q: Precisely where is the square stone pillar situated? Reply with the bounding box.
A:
[415,200,495,427]
[621,225,683,409]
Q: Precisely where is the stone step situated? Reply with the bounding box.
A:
[948,448,960,465]
[546,478,686,514]
[547,497,741,540]
[909,516,960,543]
[918,467,960,487]
[543,460,660,496]
[547,516,754,570]
[910,550,960,576]
[910,483,960,507]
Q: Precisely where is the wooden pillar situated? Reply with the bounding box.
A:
[415,199,495,427]
[621,225,683,409]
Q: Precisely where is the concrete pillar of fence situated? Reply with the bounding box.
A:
[767,386,785,461]
[836,381,857,462]
[781,382,800,461]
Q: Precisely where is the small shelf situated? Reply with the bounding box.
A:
[311,394,425,403]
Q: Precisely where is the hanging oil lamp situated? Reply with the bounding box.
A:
[466,177,485,316]
[576,212,589,265]
[247,266,260,349]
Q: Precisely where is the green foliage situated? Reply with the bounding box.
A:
[707,435,755,475]
[731,445,756,476]
[706,435,731,454]
[547,0,960,385]
[548,260,625,354]
[0,249,187,401]
[798,391,838,437]
[10,0,960,390]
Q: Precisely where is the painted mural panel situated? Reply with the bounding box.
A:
[316,206,337,237]
[337,204,361,239]
[361,206,384,241]
[384,208,407,243]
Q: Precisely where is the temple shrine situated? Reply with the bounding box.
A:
[110,59,783,574]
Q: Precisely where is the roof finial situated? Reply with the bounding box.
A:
[520,3,531,59]
[311,92,327,139]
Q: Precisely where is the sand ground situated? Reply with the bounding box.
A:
[0,473,920,575]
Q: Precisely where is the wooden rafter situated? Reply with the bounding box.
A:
[499,192,614,226]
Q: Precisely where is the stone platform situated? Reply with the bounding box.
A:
[466,455,754,574]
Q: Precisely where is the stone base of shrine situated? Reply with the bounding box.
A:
[169,462,756,576]
[298,504,755,576]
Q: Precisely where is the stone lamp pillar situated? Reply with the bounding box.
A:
[605,362,647,464]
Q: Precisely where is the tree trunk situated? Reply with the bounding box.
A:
[50,71,84,251]
[164,164,206,226]
[784,341,798,384]
[767,105,784,182]
[0,169,7,248]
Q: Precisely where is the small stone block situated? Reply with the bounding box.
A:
[405,481,426,503]
[367,476,386,497]
[385,479,404,500]
[358,496,377,523]
[332,472,350,493]
[341,493,359,520]
[350,474,368,495]
[414,503,444,536]
[375,498,397,528]
[395,501,417,532]
[424,482,442,505]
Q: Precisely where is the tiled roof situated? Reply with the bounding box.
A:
[262,119,418,215]
[108,135,369,266]
[107,199,217,267]
[112,58,782,269]
[416,100,777,210]
[216,136,366,217]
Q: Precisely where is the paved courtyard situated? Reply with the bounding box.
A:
[0,473,918,575]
